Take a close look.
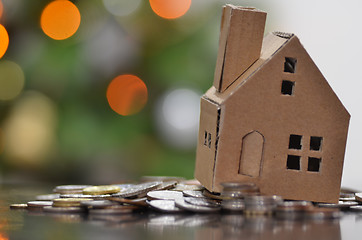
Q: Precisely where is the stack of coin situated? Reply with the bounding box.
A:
[221,182,260,199]
[220,182,260,212]
[244,195,283,216]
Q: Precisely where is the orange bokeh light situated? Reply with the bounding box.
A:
[40,0,81,40]
[0,233,7,240]
[149,0,192,19]
[0,24,8,59]
[107,75,148,116]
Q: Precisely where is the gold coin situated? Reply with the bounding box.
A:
[52,198,92,207]
[10,204,28,210]
[82,185,121,195]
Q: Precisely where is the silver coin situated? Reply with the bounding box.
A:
[43,206,85,214]
[35,194,60,201]
[111,181,162,198]
[339,192,355,201]
[172,184,204,192]
[147,190,183,201]
[349,205,362,212]
[154,181,178,191]
[174,198,220,213]
[354,193,362,202]
[317,201,358,209]
[221,199,245,211]
[148,200,184,213]
[221,182,260,199]
[60,194,112,199]
[53,185,93,194]
[183,197,220,208]
[27,201,53,208]
[183,190,205,198]
[80,200,118,209]
[339,196,356,202]
[107,197,148,207]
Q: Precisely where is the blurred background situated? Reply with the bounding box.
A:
[0,0,360,188]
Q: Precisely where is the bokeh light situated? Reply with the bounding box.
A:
[0,233,8,240]
[2,91,57,167]
[82,20,139,77]
[103,0,142,17]
[155,88,200,150]
[149,0,192,19]
[106,74,148,116]
[0,25,9,59]
[40,0,81,40]
[0,60,25,101]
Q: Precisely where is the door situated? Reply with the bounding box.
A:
[238,131,264,177]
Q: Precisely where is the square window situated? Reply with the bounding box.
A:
[289,134,302,150]
[284,57,297,73]
[308,157,321,172]
[287,155,300,170]
[281,80,295,95]
[310,136,323,151]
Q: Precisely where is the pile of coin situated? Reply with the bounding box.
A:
[9,177,361,221]
[220,182,260,212]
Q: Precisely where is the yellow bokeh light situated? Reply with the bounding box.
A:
[0,61,25,101]
[2,91,57,167]
[40,0,81,40]
[149,0,192,19]
[0,25,9,59]
[107,74,148,116]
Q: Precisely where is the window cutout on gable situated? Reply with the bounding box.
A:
[287,155,300,170]
[208,133,212,148]
[289,134,302,150]
[281,80,295,95]
[310,136,323,151]
[308,157,321,172]
[284,57,297,73]
[204,131,211,148]
[203,131,208,146]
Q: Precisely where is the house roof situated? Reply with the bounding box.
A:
[204,32,292,104]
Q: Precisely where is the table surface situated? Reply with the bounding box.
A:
[2,184,362,240]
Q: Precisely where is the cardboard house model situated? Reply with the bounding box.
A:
[195,4,350,203]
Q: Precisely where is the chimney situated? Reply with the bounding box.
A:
[213,5,267,92]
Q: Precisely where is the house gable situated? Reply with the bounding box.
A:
[210,34,350,202]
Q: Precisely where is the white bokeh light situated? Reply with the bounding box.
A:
[102,0,142,17]
[155,88,201,150]
[82,19,139,78]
